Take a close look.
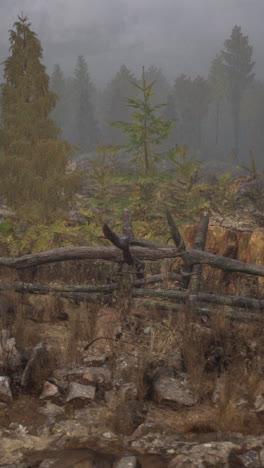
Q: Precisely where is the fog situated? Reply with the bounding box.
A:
[1,0,264,85]
[0,0,264,166]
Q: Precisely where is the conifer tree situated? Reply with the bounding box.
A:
[0,14,79,221]
[209,54,229,145]
[73,55,98,152]
[173,75,210,149]
[111,66,176,173]
[102,65,139,146]
[50,64,67,136]
[221,26,255,160]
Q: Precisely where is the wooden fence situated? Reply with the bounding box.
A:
[0,207,264,322]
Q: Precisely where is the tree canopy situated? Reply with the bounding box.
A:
[0,15,79,221]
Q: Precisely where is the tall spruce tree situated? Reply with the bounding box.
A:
[50,64,67,136]
[102,65,138,146]
[208,54,229,145]
[173,75,210,149]
[111,66,176,173]
[73,55,98,152]
[0,15,79,221]
[221,26,255,161]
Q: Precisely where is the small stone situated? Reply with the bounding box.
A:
[66,382,95,402]
[102,431,116,439]
[254,394,264,412]
[153,374,195,407]
[230,449,261,468]
[56,366,111,385]
[38,401,65,424]
[21,342,49,392]
[116,456,138,468]
[0,330,22,370]
[82,354,107,366]
[39,381,59,399]
[0,376,13,403]
[39,460,59,468]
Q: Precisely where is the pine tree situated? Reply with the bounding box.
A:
[0,14,79,221]
[50,64,67,136]
[102,65,139,146]
[73,55,98,152]
[144,66,171,106]
[221,25,255,161]
[111,66,176,173]
[208,54,229,145]
[173,75,210,149]
[241,81,264,165]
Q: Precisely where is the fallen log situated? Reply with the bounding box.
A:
[0,281,115,294]
[1,279,263,310]
[0,244,263,279]
[132,289,264,309]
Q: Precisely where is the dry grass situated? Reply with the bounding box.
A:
[1,259,264,433]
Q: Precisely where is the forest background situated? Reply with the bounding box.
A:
[0,15,262,255]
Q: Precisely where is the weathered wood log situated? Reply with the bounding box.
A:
[103,223,145,282]
[141,300,264,322]
[0,273,181,297]
[132,288,264,309]
[165,204,186,251]
[0,281,115,294]
[0,243,264,278]
[2,279,263,310]
[165,204,194,289]
[188,212,210,294]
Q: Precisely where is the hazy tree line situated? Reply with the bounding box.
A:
[0,14,261,238]
[47,25,262,167]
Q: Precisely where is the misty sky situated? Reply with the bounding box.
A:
[0,0,263,87]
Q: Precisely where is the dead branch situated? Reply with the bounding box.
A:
[132,288,264,309]
[0,245,264,278]
[165,204,186,251]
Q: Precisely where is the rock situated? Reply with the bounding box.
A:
[21,343,51,392]
[153,374,195,407]
[66,382,96,402]
[39,381,59,399]
[53,366,111,386]
[118,382,138,401]
[254,393,264,413]
[229,448,264,467]
[82,354,107,366]
[38,401,65,424]
[0,430,53,465]
[0,376,12,403]
[39,460,59,467]
[169,455,200,467]
[169,441,240,468]
[112,401,147,436]
[0,330,22,370]
[131,421,184,440]
[115,456,138,468]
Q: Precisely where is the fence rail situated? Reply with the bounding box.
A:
[0,207,263,321]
